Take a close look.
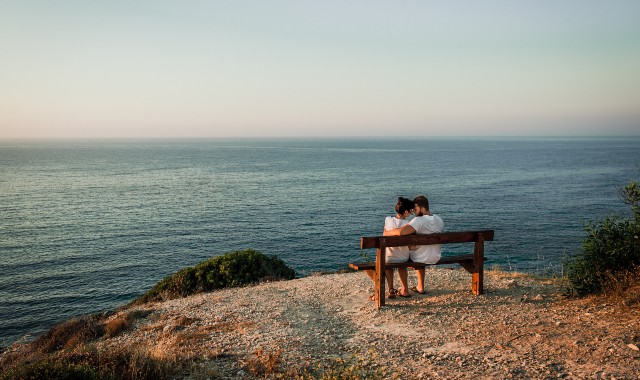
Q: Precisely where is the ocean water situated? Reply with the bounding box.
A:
[1,137,639,347]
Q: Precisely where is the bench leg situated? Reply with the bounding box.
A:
[472,236,485,295]
[375,243,387,308]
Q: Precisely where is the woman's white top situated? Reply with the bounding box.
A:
[383,216,411,263]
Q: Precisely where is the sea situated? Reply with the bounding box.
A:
[1,137,639,348]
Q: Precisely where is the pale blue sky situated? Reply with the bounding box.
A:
[1,1,639,138]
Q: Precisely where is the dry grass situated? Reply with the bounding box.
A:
[0,344,176,380]
[32,314,105,353]
[243,347,283,377]
[174,316,199,326]
[104,309,153,338]
[602,266,640,306]
[486,266,530,279]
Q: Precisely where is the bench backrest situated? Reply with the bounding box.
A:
[360,230,494,249]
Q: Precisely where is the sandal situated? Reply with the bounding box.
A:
[388,288,397,299]
[410,286,427,295]
[397,290,411,298]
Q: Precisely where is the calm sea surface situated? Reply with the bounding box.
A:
[1,137,639,347]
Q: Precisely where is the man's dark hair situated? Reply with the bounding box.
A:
[413,195,429,211]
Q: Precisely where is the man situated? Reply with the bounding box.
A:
[383,195,444,294]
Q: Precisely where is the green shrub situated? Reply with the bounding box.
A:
[565,179,640,295]
[132,249,296,304]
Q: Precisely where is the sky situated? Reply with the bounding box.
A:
[1,1,639,138]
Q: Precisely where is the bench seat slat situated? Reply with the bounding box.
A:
[348,254,485,271]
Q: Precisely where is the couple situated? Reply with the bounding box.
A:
[366,195,444,299]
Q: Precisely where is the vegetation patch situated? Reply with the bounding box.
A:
[238,348,395,380]
[0,345,176,380]
[32,314,105,354]
[132,249,295,305]
[243,347,283,377]
[565,177,640,297]
[104,310,153,338]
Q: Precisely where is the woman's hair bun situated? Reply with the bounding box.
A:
[395,196,414,214]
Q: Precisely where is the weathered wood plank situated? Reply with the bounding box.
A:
[360,230,494,249]
[375,242,386,308]
[472,234,485,295]
[348,254,483,271]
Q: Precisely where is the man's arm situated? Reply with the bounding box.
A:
[383,224,416,236]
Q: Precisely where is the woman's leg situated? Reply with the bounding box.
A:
[385,269,396,295]
[364,269,375,281]
[397,267,409,296]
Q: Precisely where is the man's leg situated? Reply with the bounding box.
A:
[414,268,426,293]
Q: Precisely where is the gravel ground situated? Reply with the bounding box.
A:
[89,268,638,379]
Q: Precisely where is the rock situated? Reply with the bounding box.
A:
[628,343,639,351]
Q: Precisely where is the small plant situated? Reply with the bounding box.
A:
[132,249,296,304]
[290,349,397,380]
[243,347,283,377]
[564,178,640,296]
[360,248,373,262]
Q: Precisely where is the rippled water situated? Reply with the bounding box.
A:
[1,137,639,347]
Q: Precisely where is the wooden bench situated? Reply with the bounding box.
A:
[348,230,494,308]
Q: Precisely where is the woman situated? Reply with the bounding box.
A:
[366,197,414,299]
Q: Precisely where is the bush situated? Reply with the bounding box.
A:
[132,249,296,304]
[565,179,640,295]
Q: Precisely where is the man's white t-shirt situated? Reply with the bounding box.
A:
[384,216,411,263]
[409,214,444,264]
